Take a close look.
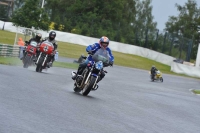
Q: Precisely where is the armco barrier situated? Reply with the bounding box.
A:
[0,44,21,57]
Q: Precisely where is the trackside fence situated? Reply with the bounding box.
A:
[0,44,23,57]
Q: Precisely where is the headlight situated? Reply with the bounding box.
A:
[95,61,103,70]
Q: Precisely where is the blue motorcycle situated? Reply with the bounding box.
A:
[71,50,111,96]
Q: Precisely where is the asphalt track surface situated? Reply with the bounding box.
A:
[0,60,200,133]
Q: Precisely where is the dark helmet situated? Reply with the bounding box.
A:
[49,31,56,41]
[35,33,42,41]
[152,65,156,69]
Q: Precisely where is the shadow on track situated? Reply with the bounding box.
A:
[69,91,101,101]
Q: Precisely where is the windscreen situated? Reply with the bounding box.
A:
[30,41,38,47]
[42,41,54,48]
[92,48,110,64]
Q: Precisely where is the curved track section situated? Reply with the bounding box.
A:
[0,64,200,133]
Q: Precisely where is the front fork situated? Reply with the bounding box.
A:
[42,55,48,66]
[84,71,92,85]
[84,69,100,89]
[36,52,42,64]
[93,76,99,89]
[36,52,48,66]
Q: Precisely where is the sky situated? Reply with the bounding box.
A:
[151,0,200,31]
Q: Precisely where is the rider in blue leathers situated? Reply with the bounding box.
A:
[72,36,114,82]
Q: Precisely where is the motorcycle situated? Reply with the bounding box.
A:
[35,41,54,72]
[71,49,112,96]
[149,70,163,82]
[22,41,38,68]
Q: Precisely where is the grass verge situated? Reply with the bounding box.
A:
[0,57,78,69]
[53,61,78,69]
[192,90,200,94]
[0,56,22,65]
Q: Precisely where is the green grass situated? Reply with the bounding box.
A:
[192,90,200,94]
[0,30,31,45]
[0,56,22,65]
[0,56,78,69]
[0,30,16,45]
[0,29,198,78]
[53,61,78,69]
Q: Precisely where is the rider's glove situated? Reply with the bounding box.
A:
[109,61,113,66]
[87,50,93,55]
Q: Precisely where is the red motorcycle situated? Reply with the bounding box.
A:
[35,41,54,72]
[23,41,38,68]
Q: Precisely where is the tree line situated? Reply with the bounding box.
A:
[0,0,200,60]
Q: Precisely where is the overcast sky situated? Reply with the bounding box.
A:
[151,0,200,31]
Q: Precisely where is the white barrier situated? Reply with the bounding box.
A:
[171,62,200,78]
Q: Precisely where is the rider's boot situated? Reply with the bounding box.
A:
[72,73,77,80]
[33,56,37,62]
[151,74,155,81]
[47,57,54,68]
[72,67,83,80]
[47,62,52,68]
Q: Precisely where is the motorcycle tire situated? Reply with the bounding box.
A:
[160,77,163,82]
[82,76,96,96]
[36,57,43,72]
[23,55,31,68]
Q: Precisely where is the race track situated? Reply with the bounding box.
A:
[0,63,200,133]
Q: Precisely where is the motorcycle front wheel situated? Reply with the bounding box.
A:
[82,76,96,96]
[23,55,31,68]
[36,57,43,72]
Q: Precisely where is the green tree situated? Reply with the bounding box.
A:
[132,0,157,48]
[42,0,157,45]
[165,0,200,59]
[11,0,50,31]
[14,0,26,9]
[0,5,8,20]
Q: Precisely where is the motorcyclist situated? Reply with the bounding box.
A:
[41,31,58,67]
[72,36,114,83]
[150,65,158,79]
[26,33,42,45]
[22,33,42,60]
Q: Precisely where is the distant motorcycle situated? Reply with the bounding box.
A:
[22,41,38,68]
[35,41,54,72]
[149,70,163,82]
[71,50,112,96]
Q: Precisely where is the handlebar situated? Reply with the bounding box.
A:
[81,55,87,59]
[87,52,93,55]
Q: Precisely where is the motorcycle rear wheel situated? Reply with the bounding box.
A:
[82,76,96,96]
